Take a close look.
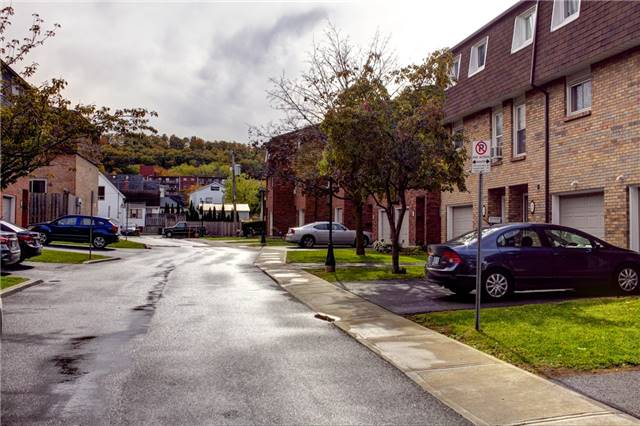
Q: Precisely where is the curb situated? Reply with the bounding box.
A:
[83,257,121,264]
[255,248,640,426]
[0,279,44,298]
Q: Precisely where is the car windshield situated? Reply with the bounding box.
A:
[448,227,501,245]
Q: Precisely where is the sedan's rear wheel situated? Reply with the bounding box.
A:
[615,266,639,294]
[300,235,315,248]
[40,232,50,246]
[92,235,107,249]
[483,270,513,301]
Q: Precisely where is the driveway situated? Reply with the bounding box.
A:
[335,278,582,314]
[1,244,466,425]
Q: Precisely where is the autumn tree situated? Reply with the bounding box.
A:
[362,50,467,273]
[0,6,157,189]
[264,25,395,255]
[224,173,262,216]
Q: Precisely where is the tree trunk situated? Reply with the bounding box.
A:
[384,206,403,274]
[354,201,365,256]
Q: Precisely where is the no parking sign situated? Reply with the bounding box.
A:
[471,140,491,174]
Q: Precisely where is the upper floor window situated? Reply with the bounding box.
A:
[491,109,504,159]
[513,101,526,157]
[468,37,488,77]
[98,186,105,200]
[453,120,464,150]
[566,71,592,115]
[448,54,461,85]
[551,0,580,32]
[210,185,220,191]
[511,6,536,53]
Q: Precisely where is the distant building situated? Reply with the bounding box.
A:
[189,181,225,206]
[98,172,126,225]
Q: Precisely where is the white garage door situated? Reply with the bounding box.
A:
[451,205,473,239]
[378,209,409,247]
[559,193,604,238]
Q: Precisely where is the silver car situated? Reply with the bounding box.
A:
[286,222,373,248]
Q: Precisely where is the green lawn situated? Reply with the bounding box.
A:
[288,248,425,265]
[53,240,146,249]
[410,297,640,372]
[28,249,109,264]
[0,275,28,290]
[306,265,424,283]
[110,240,146,249]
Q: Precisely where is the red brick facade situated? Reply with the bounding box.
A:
[441,1,640,250]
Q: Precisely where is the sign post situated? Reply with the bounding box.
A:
[471,141,491,331]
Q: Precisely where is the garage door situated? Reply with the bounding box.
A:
[559,193,604,239]
[451,205,473,239]
[378,209,409,247]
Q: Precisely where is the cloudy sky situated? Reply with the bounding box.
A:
[7,0,515,142]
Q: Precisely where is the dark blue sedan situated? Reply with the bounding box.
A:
[30,215,119,249]
[426,223,640,300]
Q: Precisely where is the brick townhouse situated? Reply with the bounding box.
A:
[265,128,441,246]
[441,0,640,251]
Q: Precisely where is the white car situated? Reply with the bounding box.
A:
[286,222,373,248]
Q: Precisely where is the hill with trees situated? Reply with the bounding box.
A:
[100,134,265,179]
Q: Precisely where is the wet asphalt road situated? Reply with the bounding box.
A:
[1,240,467,425]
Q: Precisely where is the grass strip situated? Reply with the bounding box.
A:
[409,297,640,372]
[306,265,424,283]
[0,275,28,290]
[288,248,425,265]
[28,249,109,264]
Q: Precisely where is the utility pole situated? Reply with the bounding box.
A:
[231,150,238,236]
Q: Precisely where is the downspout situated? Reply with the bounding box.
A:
[529,0,551,223]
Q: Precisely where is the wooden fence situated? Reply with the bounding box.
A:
[29,193,78,225]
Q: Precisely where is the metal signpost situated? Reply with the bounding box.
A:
[471,140,491,331]
[89,191,94,260]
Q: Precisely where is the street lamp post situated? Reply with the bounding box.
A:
[258,187,266,245]
[199,198,204,237]
[325,178,336,272]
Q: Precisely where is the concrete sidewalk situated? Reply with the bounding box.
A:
[255,248,639,425]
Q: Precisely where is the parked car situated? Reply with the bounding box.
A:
[30,215,119,249]
[426,223,640,300]
[0,220,42,262]
[286,222,373,248]
[0,231,21,266]
[120,225,141,236]
[163,222,205,238]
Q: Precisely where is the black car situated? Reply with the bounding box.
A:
[0,231,21,266]
[426,223,640,300]
[163,222,205,238]
[0,220,42,262]
[30,215,119,248]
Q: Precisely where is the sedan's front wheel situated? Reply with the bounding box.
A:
[615,265,639,294]
[483,270,513,301]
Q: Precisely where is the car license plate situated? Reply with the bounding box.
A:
[430,256,440,266]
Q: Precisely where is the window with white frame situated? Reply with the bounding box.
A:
[566,72,592,114]
[468,37,488,77]
[29,179,47,193]
[491,110,504,159]
[511,6,536,53]
[448,54,461,85]
[453,120,464,150]
[513,102,526,156]
[551,0,580,31]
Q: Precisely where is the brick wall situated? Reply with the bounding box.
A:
[440,47,640,248]
[74,155,99,216]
